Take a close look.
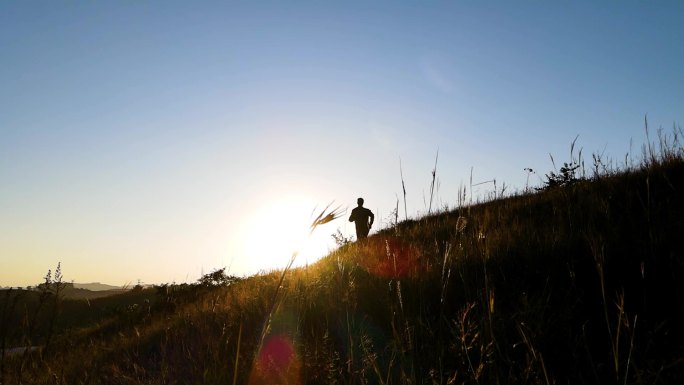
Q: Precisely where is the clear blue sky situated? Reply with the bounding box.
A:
[1,1,682,287]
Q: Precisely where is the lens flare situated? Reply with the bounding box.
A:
[249,334,301,385]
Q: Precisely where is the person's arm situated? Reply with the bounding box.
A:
[369,210,374,227]
[349,209,355,222]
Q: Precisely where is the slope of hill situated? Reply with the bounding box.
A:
[2,153,683,384]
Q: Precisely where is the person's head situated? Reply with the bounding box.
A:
[357,197,364,206]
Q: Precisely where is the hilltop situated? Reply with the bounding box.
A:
[2,147,683,384]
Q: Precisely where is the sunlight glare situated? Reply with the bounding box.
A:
[240,197,337,272]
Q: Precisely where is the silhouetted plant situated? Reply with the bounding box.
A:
[539,136,584,190]
[197,268,242,287]
[542,161,581,189]
[332,229,352,247]
[43,262,66,355]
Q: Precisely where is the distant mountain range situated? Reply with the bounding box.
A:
[1,282,124,292]
[73,282,124,291]
[1,282,130,300]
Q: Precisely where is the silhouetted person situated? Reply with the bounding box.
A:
[349,197,374,240]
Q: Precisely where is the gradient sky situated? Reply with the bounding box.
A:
[1,1,682,287]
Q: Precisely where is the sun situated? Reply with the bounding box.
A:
[239,197,340,272]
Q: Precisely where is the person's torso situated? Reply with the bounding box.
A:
[352,207,371,223]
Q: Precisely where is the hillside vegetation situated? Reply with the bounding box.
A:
[2,132,683,384]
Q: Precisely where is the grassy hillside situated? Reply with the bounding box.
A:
[0,285,156,352]
[2,138,683,384]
